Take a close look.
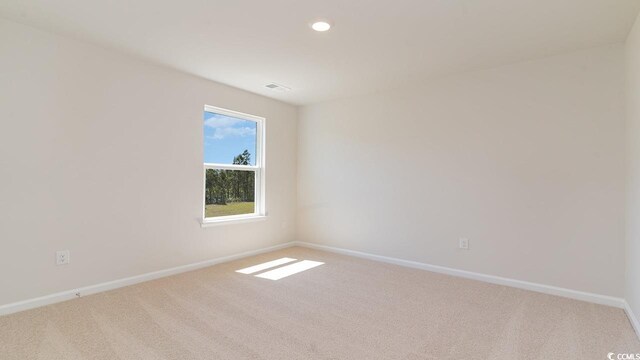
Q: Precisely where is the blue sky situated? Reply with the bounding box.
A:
[204,111,256,165]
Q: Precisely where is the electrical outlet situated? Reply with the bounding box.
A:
[459,238,469,250]
[56,250,70,265]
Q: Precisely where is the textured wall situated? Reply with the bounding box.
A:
[0,19,298,305]
[625,12,640,325]
[297,45,626,297]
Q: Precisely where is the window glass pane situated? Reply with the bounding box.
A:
[204,111,257,165]
[205,169,255,218]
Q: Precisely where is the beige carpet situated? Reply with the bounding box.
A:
[1,246,638,360]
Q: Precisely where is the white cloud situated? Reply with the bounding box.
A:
[209,127,256,140]
[205,114,256,139]
[204,116,242,129]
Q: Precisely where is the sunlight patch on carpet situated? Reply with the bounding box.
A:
[255,260,324,280]
[235,257,298,274]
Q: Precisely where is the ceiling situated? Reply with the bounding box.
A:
[1,0,639,105]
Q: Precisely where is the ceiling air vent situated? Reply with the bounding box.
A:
[265,83,291,92]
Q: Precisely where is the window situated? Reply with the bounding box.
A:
[202,105,265,224]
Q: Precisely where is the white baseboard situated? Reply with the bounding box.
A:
[0,241,296,316]
[293,241,625,309]
[1,239,632,329]
[625,301,640,340]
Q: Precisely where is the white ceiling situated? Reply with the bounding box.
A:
[1,0,639,105]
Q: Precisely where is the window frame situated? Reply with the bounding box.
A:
[201,105,266,226]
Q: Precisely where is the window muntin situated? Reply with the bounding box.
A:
[203,105,264,222]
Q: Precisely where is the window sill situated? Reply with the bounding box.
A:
[200,215,267,228]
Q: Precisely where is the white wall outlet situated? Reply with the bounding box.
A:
[56,250,70,265]
[459,238,469,250]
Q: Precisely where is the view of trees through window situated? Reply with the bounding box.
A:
[203,107,262,220]
[205,150,256,218]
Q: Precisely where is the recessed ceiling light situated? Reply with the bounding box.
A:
[311,21,332,32]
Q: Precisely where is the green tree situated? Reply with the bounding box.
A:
[206,150,254,205]
[232,150,253,202]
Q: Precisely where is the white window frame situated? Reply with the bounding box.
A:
[201,105,266,227]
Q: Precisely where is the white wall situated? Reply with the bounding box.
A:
[0,19,298,306]
[297,45,626,297]
[0,16,631,309]
[626,13,640,323]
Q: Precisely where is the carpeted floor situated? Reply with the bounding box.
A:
[1,246,638,359]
